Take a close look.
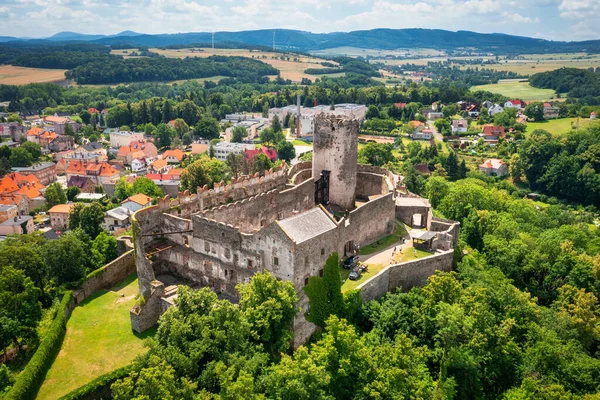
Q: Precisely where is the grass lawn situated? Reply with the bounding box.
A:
[392,246,435,264]
[358,223,408,256]
[292,139,312,146]
[341,264,385,292]
[471,81,558,102]
[37,274,155,400]
[525,118,594,136]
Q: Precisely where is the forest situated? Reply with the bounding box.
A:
[529,68,600,102]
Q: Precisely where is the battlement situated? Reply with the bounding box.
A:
[197,163,287,198]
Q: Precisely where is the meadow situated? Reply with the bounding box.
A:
[525,117,595,135]
[471,81,558,101]
[36,274,154,400]
[0,65,67,85]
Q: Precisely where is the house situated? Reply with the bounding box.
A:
[148,159,169,174]
[0,123,27,142]
[487,104,504,116]
[27,127,46,143]
[43,116,81,135]
[120,193,152,213]
[479,158,508,177]
[0,205,18,224]
[482,126,505,144]
[393,103,407,109]
[116,140,157,165]
[1,172,47,210]
[543,103,560,119]
[88,108,99,114]
[11,162,57,185]
[104,206,132,232]
[48,203,74,230]
[66,160,120,185]
[245,146,277,162]
[466,104,480,117]
[516,117,527,126]
[38,131,58,149]
[131,159,146,174]
[412,129,433,140]
[75,193,106,202]
[109,130,145,148]
[504,100,523,109]
[591,112,597,120]
[48,135,75,153]
[213,142,255,161]
[162,149,185,164]
[67,175,97,193]
[408,120,425,132]
[0,215,34,236]
[451,119,468,134]
[0,194,29,216]
[76,142,106,157]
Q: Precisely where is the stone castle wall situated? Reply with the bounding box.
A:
[357,249,454,302]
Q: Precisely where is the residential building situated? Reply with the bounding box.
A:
[408,120,425,132]
[412,129,433,140]
[591,112,597,120]
[67,175,97,193]
[482,126,506,144]
[110,130,144,148]
[48,134,75,153]
[75,193,106,202]
[487,104,504,116]
[543,103,560,119]
[0,215,34,236]
[120,194,152,213]
[104,206,132,232]
[66,160,120,185]
[0,194,29,215]
[0,123,27,142]
[245,146,277,162]
[466,104,480,117]
[148,159,169,174]
[479,158,508,177]
[0,205,18,224]
[162,149,185,164]
[27,127,46,144]
[43,116,81,135]
[74,142,106,158]
[213,142,255,161]
[117,140,158,165]
[131,159,146,174]
[191,143,209,155]
[11,162,57,185]
[504,100,523,109]
[48,203,74,230]
[451,119,468,134]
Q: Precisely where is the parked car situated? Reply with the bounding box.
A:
[349,266,362,280]
[342,255,359,269]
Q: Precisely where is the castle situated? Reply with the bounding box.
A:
[130,114,457,346]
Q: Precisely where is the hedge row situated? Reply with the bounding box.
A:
[58,365,134,400]
[5,291,73,400]
[359,129,402,138]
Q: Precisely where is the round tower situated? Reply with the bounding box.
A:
[312,114,358,211]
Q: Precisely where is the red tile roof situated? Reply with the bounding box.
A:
[162,149,185,161]
[245,146,277,162]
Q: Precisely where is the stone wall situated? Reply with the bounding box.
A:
[431,217,461,249]
[357,249,454,302]
[356,172,387,199]
[342,192,396,247]
[73,249,136,304]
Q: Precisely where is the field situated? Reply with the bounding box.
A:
[37,274,154,400]
[151,48,338,82]
[471,81,558,101]
[311,47,445,58]
[0,65,67,85]
[525,118,595,135]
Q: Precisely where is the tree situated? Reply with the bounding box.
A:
[79,110,92,125]
[66,186,81,202]
[156,123,174,148]
[21,141,41,162]
[69,202,105,239]
[162,100,175,123]
[425,176,449,208]
[194,117,220,140]
[91,231,118,267]
[131,177,163,198]
[509,153,523,183]
[9,147,32,167]
[231,126,248,143]
[44,182,67,208]
[182,132,193,146]
[272,115,282,133]
[106,105,133,128]
[446,151,459,179]
[366,105,380,119]
[277,141,296,163]
[260,127,285,148]
[45,229,91,284]
[357,143,394,166]
[180,156,231,192]
[225,153,244,177]
[402,163,425,194]
[434,118,452,136]
[304,253,344,328]
[253,153,272,175]
[237,272,298,357]
[442,104,459,118]
[524,102,545,122]
[64,122,75,137]
[172,118,189,138]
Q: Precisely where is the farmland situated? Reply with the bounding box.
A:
[0,65,67,85]
[150,47,339,82]
[525,118,596,136]
[471,81,559,101]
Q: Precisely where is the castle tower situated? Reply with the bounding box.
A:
[312,114,358,211]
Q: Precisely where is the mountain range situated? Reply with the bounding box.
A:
[1,29,599,54]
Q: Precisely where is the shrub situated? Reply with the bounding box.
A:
[58,365,134,400]
[5,291,73,400]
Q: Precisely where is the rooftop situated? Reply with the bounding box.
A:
[48,204,74,214]
[75,193,106,201]
[277,207,337,244]
[124,193,152,206]
[0,215,32,226]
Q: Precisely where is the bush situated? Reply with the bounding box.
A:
[58,365,134,400]
[5,291,73,400]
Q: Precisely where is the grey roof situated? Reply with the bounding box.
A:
[396,197,430,208]
[277,207,336,244]
[12,162,55,172]
[414,231,436,241]
[106,206,131,221]
[83,142,103,151]
[0,215,32,226]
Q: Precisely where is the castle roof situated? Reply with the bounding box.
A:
[277,207,336,244]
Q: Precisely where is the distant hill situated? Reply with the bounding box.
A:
[2,28,600,54]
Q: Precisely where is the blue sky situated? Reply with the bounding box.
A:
[0,0,598,41]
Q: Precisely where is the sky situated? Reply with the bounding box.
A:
[0,0,598,41]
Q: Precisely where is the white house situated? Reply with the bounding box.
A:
[488,104,504,116]
[120,193,152,213]
[131,159,146,174]
[504,100,522,109]
[104,206,131,232]
[451,119,468,134]
[213,142,256,161]
[411,129,433,140]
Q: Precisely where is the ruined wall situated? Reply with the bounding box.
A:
[358,250,454,302]
[312,115,358,210]
[341,192,396,247]
[198,179,314,233]
[430,217,461,250]
[132,206,162,297]
[356,172,387,199]
[357,164,398,189]
[395,204,431,228]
